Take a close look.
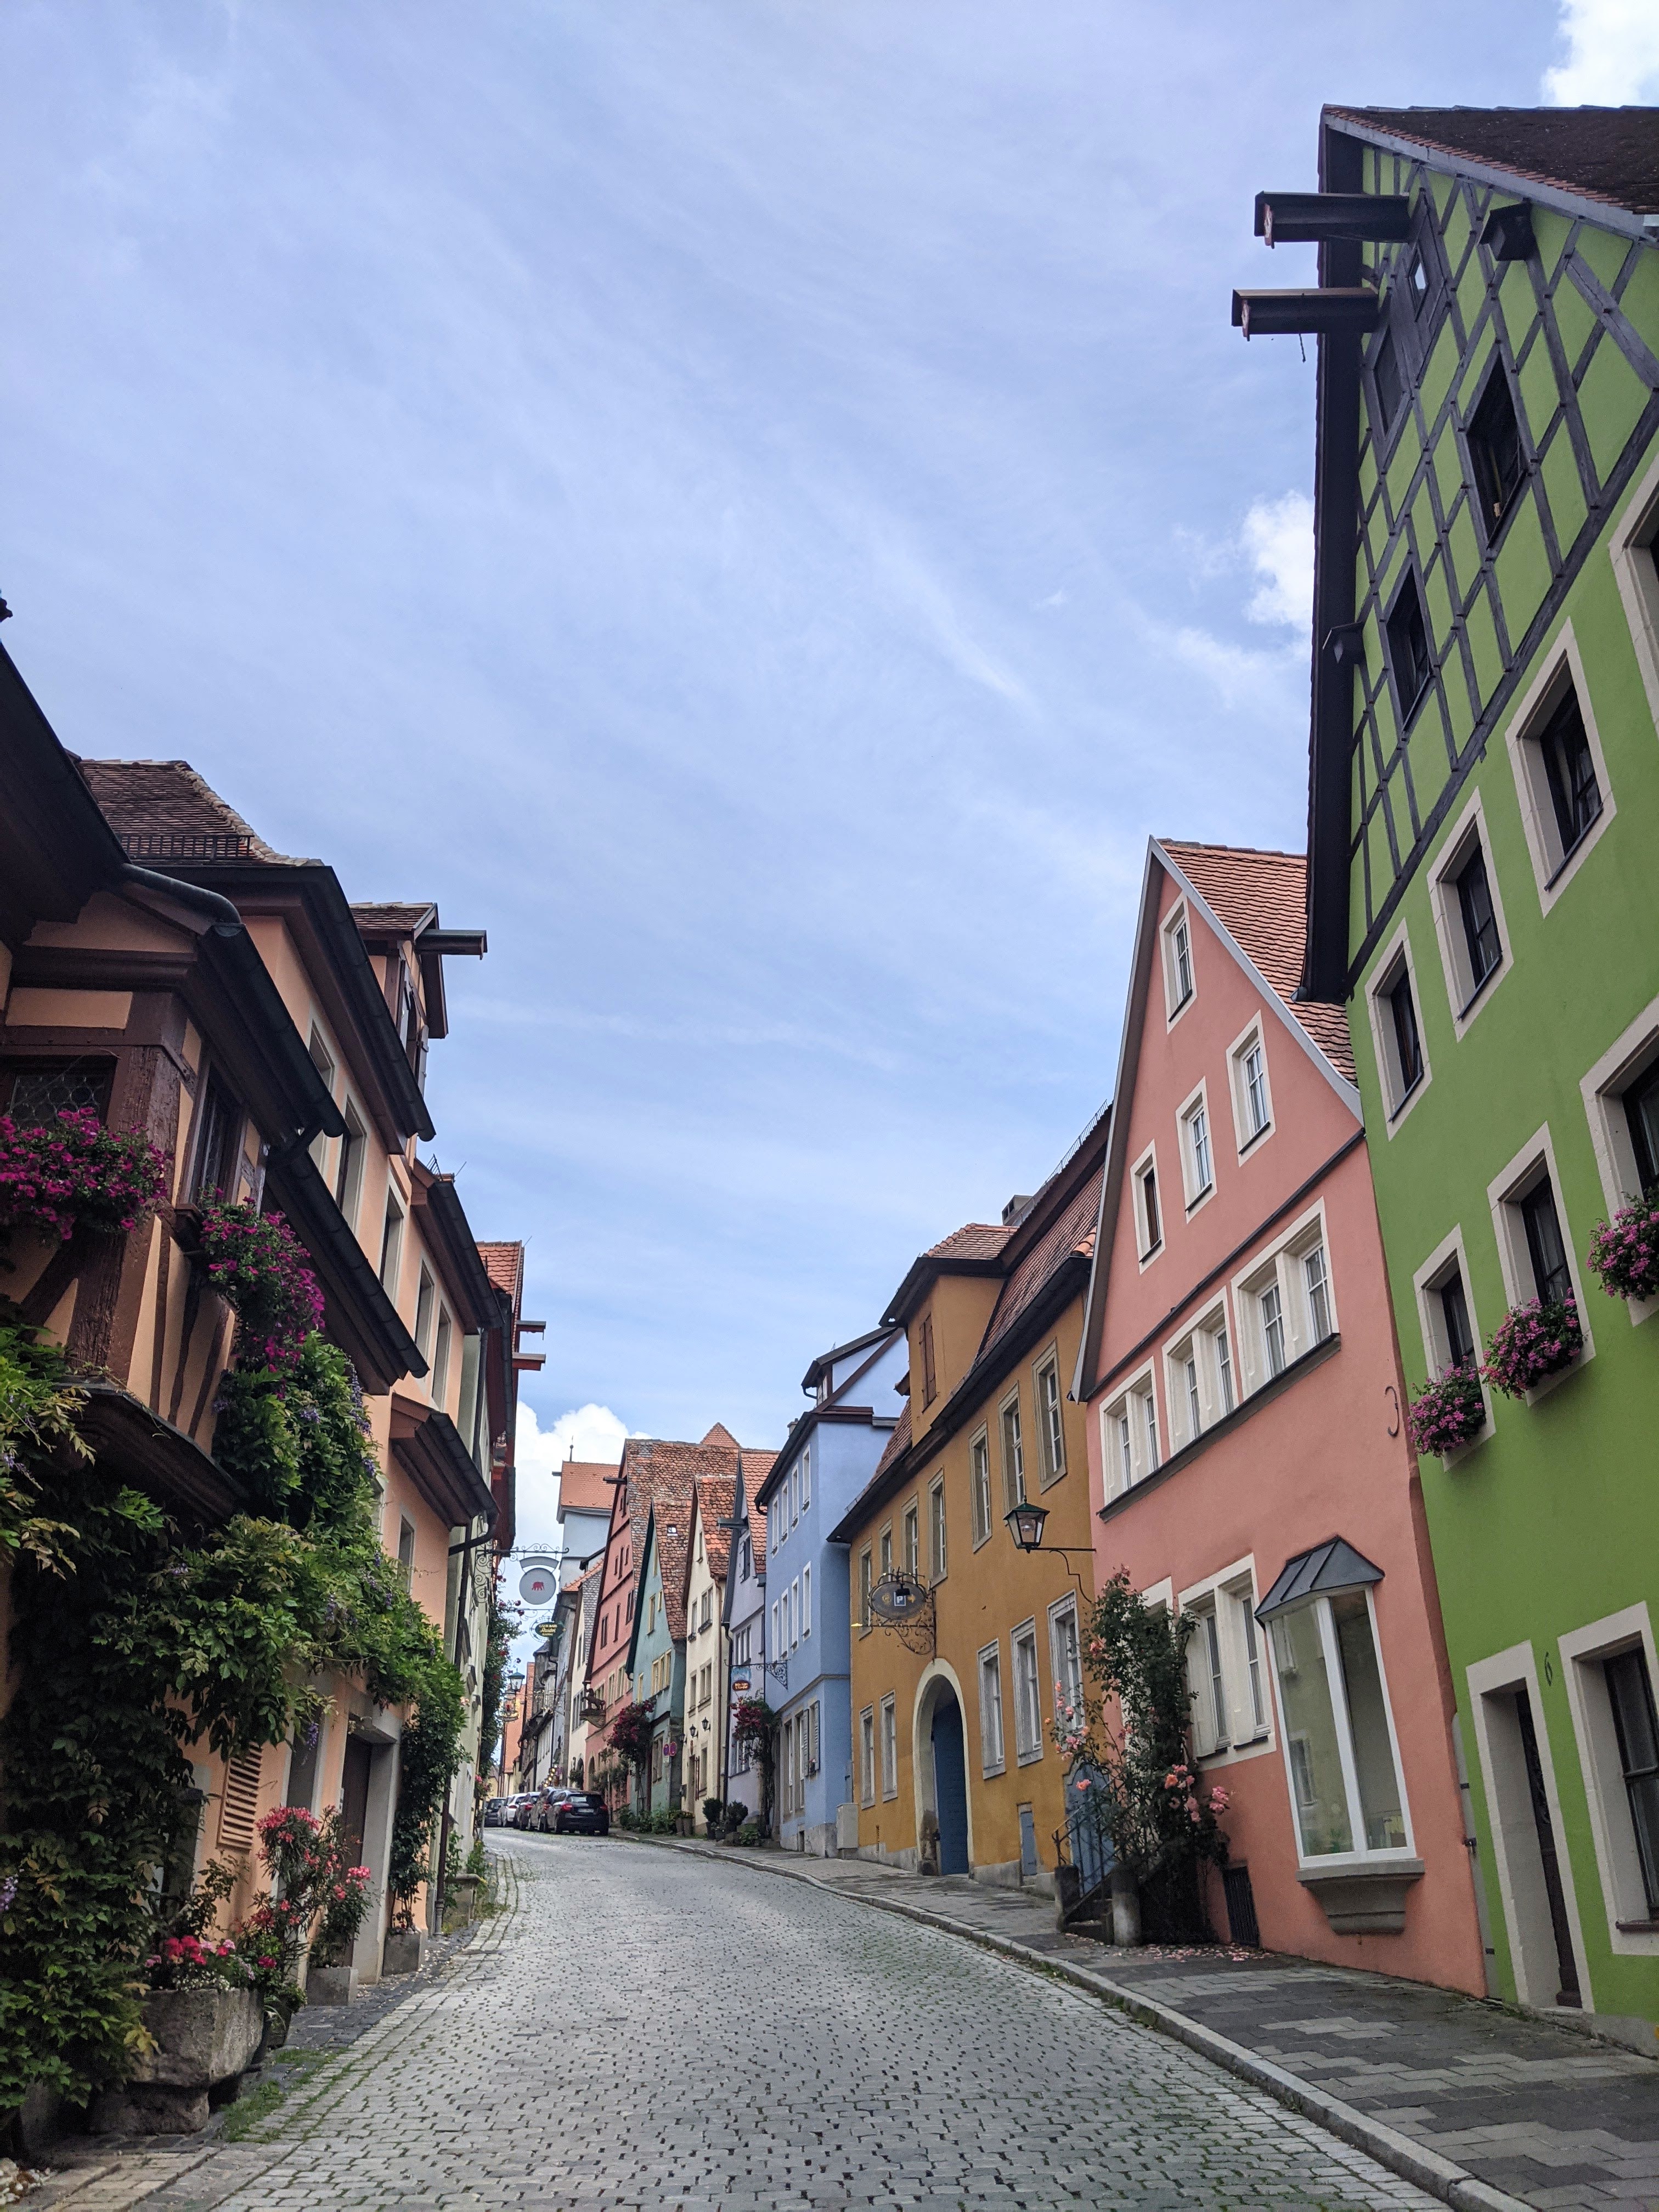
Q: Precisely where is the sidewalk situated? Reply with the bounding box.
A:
[639,1834,1659,2212]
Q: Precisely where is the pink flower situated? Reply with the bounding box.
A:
[1075,1778,1091,1792]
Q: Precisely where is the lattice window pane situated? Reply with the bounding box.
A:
[2,1057,114,1126]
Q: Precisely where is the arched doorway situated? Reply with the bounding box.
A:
[929,1690,970,1876]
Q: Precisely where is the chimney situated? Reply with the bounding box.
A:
[1001,1193,1035,1227]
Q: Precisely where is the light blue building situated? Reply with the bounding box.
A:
[752,1326,906,1856]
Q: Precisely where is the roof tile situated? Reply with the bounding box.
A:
[1327,104,1659,216]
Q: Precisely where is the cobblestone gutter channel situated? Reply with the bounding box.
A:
[624,1834,1659,2212]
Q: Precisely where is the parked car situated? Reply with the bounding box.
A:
[552,1791,610,1837]
[483,1797,507,1827]
[514,1792,542,1829]
[531,1787,571,1832]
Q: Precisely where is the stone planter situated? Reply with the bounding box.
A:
[382,1926,427,1978]
[96,1986,262,2134]
[306,1962,353,2007]
[445,1875,483,1926]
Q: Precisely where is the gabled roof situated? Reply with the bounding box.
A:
[477,1243,524,1300]
[1161,843,1355,1081]
[557,1459,621,1518]
[1074,838,1362,1401]
[1325,104,1659,222]
[696,1475,737,1583]
[883,1222,1012,1328]
[77,758,298,863]
[699,1421,738,1448]
[799,1322,893,1396]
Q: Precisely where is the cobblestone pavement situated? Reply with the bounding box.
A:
[667,1837,1659,2212]
[66,1835,1448,2212]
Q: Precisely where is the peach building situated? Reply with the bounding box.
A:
[0,642,526,1988]
[1075,840,1488,1988]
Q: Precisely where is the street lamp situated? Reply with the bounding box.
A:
[1005,1499,1048,1553]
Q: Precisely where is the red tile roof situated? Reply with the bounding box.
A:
[77,758,296,862]
[476,1242,524,1299]
[699,1421,737,1448]
[925,1223,1011,1262]
[741,1459,770,1572]
[695,1474,737,1583]
[1161,842,1356,1082]
[979,1167,1103,1369]
[871,1401,911,1484]
[618,1430,775,1640]
[1326,105,1659,216]
[557,1459,620,1516]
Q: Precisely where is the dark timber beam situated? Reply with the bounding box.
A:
[1254,191,1412,246]
[1232,288,1381,340]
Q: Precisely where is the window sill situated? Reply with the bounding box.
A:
[1385,1072,1424,1126]
[1186,1183,1215,1216]
[1098,1333,1342,1523]
[1238,1121,1273,1159]
[1617,1918,1659,1935]
[1455,961,1504,1025]
[1139,1240,1164,1265]
[982,1762,1006,1781]
[1297,1855,1424,1935]
[1542,811,1604,893]
[1167,989,1194,1025]
[1015,1746,1045,1768]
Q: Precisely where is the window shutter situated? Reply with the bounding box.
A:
[218,1746,264,1856]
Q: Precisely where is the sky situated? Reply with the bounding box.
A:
[5,1,1656,1569]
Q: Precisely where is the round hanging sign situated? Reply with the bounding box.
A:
[518,1566,558,1606]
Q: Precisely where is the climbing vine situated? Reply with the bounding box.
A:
[0,1315,466,2107]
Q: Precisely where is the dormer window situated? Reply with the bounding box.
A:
[1161,903,1195,1023]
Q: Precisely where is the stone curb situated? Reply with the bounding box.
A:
[619,1831,1532,2212]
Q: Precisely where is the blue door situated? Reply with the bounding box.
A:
[930,1692,969,1875]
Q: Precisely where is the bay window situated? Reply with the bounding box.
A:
[1261,1561,1408,1863]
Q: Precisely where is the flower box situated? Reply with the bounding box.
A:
[1406,1364,1487,1456]
[306,1963,353,2007]
[94,1987,263,2134]
[1587,1197,1659,1303]
[1481,1295,1583,1399]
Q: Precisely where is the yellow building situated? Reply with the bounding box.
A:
[831,1111,1108,1891]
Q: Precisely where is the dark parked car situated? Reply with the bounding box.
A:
[513,1792,541,1830]
[483,1797,507,1827]
[552,1791,611,1836]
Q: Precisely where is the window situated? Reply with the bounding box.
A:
[929,1480,947,1581]
[919,1313,938,1406]
[1183,1094,1214,1203]
[415,1267,436,1358]
[881,1695,898,1799]
[1455,845,1502,997]
[431,1307,453,1407]
[969,1430,992,1545]
[2,1055,113,1126]
[1386,572,1432,724]
[1605,1649,1659,1917]
[1370,322,1403,431]
[790,1578,800,1649]
[1241,1040,1269,1137]
[1440,1268,1476,1369]
[1212,1319,1235,1414]
[1304,1244,1333,1344]
[902,1503,919,1580]
[1268,1592,1408,1859]
[1431,800,1511,1030]
[1538,687,1601,860]
[1520,1175,1572,1306]
[1012,1623,1043,1763]
[802,1564,811,1638]
[740,1533,752,1582]
[1237,1588,1268,1739]
[1260,1280,1286,1378]
[307,1028,337,1171]
[1406,247,1429,312]
[1467,362,1526,538]
[1000,1393,1025,1511]
[1102,1374,1159,1498]
[879,1526,893,1581]
[1627,1061,1659,1195]
[859,1550,872,1633]
[191,1075,242,1204]
[979,1646,1006,1774]
[1049,1600,1082,1712]
[397,1517,416,1590]
[1191,1605,1229,1754]
[799,1444,811,1513]
[1183,1350,1201,1441]
[771,1600,779,1655]
[1136,1156,1163,1258]
[790,1468,799,1528]
[379,1189,405,1295]
[860,1709,876,1805]
[1164,906,1194,1018]
[1040,1345,1066,1486]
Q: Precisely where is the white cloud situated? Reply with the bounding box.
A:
[1241,491,1314,631]
[511,1402,636,1559]
[1169,625,1304,712]
[1544,0,1659,101]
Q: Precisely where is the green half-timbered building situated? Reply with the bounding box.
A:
[1239,109,1659,2032]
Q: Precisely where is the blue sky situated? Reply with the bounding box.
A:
[5,1,1654,1551]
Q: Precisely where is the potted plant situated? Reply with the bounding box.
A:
[195,1201,326,1371]
[100,1862,262,2135]
[1587,1193,1659,1303]
[0,1107,169,1243]
[1406,1363,1488,1455]
[1481,1294,1583,1398]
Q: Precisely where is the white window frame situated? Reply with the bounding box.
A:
[1099,1358,1160,1500]
[1163,1331,1205,1453]
[1161,898,1196,1026]
[880,1693,898,1800]
[789,1577,800,1650]
[1131,1142,1164,1267]
[1176,1078,1217,1217]
[1224,1017,1276,1159]
[799,1443,811,1513]
[1265,1585,1415,1871]
[998,1389,1026,1513]
[1610,438,1659,739]
[1485,1122,1595,1387]
[1048,1595,1083,1716]
[335,1095,367,1229]
[1011,1618,1044,1766]
[1503,623,1615,915]
[859,1707,876,1807]
[1032,1347,1066,1488]
[1579,988,1659,1328]
[1199,1297,1238,1418]
[1230,1202,1338,1398]
[1409,1224,1494,1456]
[1559,1604,1659,1956]
[1427,787,1513,1040]
[978,1642,1006,1777]
[1364,917,1434,1135]
[802,1564,811,1639]
[1176,1557,1274,1769]
[969,1426,993,1548]
[928,1476,947,1582]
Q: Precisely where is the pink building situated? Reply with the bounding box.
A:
[1076,840,1486,1990]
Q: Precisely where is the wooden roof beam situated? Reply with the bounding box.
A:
[1231,287,1382,339]
[1254,191,1412,245]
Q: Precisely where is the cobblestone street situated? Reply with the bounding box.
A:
[84,1837,1448,2212]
